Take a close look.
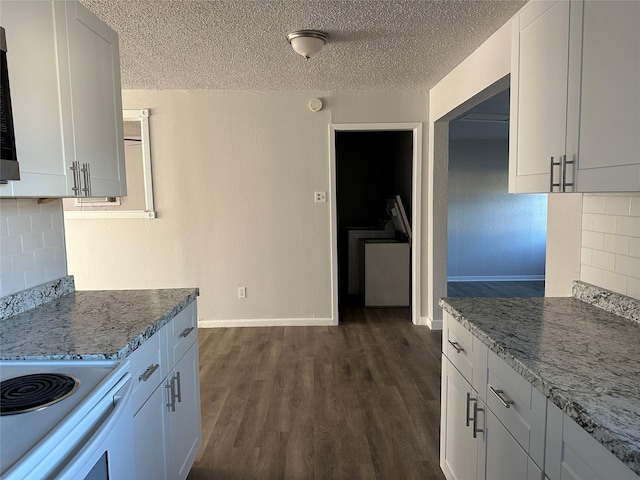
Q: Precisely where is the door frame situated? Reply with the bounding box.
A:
[329,122,423,325]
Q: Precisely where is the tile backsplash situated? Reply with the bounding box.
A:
[581,194,640,300]
[0,198,67,297]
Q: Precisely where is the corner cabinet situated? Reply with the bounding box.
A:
[509,0,640,193]
[130,300,202,480]
[0,0,126,198]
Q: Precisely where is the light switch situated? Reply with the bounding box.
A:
[314,191,327,203]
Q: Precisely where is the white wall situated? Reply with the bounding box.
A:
[64,90,428,326]
[581,194,640,299]
[448,139,547,280]
[0,198,67,296]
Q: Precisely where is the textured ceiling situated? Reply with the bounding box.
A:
[80,0,527,91]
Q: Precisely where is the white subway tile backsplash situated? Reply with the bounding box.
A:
[630,237,640,258]
[582,195,606,214]
[616,216,640,237]
[592,214,617,234]
[628,277,640,299]
[31,214,53,233]
[21,233,44,253]
[0,272,26,295]
[581,264,603,286]
[591,250,615,271]
[7,216,32,236]
[631,196,640,217]
[11,253,35,273]
[34,247,56,266]
[615,254,640,279]
[603,233,629,256]
[1,236,22,257]
[601,270,628,295]
[0,199,67,297]
[581,195,640,299]
[604,196,631,216]
[582,230,604,249]
[43,229,64,248]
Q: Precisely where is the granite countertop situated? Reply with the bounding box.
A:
[0,288,199,360]
[439,295,640,475]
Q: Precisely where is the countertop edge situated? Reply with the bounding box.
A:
[439,298,640,476]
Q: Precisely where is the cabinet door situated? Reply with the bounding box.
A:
[510,0,571,193]
[168,341,202,480]
[484,408,543,480]
[441,358,484,480]
[59,1,126,197]
[133,384,169,480]
[0,1,68,197]
[572,0,640,192]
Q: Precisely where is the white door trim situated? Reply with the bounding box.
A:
[329,122,423,325]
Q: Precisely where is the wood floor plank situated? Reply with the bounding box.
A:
[188,307,445,480]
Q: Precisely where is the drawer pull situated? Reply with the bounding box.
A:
[180,326,195,338]
[447,340,464,353]
[489,386,515,408]
[138,363,159,382]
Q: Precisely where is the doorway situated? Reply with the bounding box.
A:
[329,123,423,325]
[444,86,547,298]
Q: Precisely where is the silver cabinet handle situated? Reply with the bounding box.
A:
[70,161,81,195]
[472,401,484,439]
[81,163,91,196]
[466,392,473,427]
[447,339,464,353]
[180,326,195,338]
[174,371,182,404]
[550,156,562,192]
[489,386,515,408]
[562,154,574,192]
[166,379,176,412]
[138,363,159,382]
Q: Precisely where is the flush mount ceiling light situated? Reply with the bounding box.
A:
[286,30,328,60]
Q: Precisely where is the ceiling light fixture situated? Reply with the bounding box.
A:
[286,30,328,60]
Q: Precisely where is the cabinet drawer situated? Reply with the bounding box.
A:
[487,349,546,469]
[130,329,166,415]
[166,301,198,367]
[444,312,487,396]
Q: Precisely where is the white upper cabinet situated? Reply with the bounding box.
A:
[570,0,640,192]
[0,0,126,198]
[510,0,571,194]
[510,0,640,193]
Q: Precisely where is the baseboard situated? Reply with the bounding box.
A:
[447,275,545,282]
[426,317,442,330]
[198,317,336,328]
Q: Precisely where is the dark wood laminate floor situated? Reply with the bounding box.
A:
[188,307,445,480]
[447,280,545,298]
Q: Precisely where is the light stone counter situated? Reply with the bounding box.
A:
[0,288,199,360]
[439,291,640,475]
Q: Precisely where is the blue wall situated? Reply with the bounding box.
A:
[447,139,547,280]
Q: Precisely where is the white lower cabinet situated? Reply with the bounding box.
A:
[441,357,542,480]
[131,300,202,480]
[441,358,484,480]
[441,312,638,480]
[166,341,202,480]
[545,402,638,480]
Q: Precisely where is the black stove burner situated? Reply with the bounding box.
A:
[0,373,80,415]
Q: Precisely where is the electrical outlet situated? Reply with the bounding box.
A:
[314,191,327,203]
[238,286,246,299]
